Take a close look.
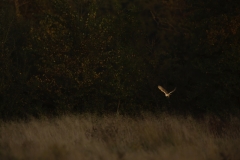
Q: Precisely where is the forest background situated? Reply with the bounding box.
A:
[0,0,240,120]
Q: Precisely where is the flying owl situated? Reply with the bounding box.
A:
[158,85,176,98]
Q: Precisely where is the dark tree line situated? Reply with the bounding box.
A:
[0,0,240,120]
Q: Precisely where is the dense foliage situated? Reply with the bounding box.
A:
[0,0,240,119]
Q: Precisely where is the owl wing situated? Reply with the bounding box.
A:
[158,85,168,94]
[169,88,176,94]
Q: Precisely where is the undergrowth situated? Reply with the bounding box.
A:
[0,113,240,160]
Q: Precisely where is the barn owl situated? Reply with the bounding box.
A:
[158,85,176,98]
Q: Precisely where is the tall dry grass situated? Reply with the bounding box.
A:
[0,113,240,160]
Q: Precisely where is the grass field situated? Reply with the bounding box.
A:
[0,113,240,160]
